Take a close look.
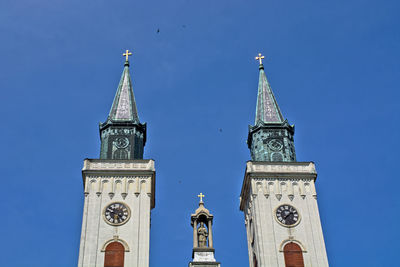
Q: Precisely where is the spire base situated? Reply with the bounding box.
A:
[100,60,145,160]
[247,120,296,162]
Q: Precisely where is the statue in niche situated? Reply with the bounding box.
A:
[197,222,208,247]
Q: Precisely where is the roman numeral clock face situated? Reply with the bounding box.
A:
[103,202,130,226]
[275,204,300,227]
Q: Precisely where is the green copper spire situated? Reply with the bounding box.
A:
[107,60,140,123]
[255,63,284,124]
[99,51,146,160]
[247,54,296,162]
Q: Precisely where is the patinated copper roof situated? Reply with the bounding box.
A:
[255,64,284,124]
[107,61,140,123]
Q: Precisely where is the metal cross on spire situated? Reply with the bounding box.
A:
[123,49,132,61]
[255,53,265,65]
[197,193,205,203]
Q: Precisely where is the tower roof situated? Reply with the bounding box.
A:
[99,51,147,160]
[107,60,140,123]
[247,54,296,162]
[255,63,284,124]
[191,193,213,225]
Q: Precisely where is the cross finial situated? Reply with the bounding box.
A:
[197,193,205,203]
[123,49,132,62]
[255,53,265,65]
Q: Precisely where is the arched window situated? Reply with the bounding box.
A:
[284,242,304,267]
[113,149,128,160]
[104,242,124,267]
[271,152,283,161]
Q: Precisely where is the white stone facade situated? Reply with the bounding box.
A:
[240,161,329,267]
[78,159,155,267]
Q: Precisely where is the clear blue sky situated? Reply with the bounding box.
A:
[0,0,399,266]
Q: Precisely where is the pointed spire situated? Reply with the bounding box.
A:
[254,53,284,124]
[99,50,147,160]
[247,54,296,162]
[108,50,140,123]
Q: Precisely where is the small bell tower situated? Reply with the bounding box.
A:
[189,193,221,267]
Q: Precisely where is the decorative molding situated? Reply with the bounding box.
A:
[83,159,155,172]
[87,175,151,180]
[279,238,307,253]
[252,180,315,198]
[83,176,153,196]
[240,162,318,211]
[248,162,316,175]
[82,159,156,210]
[101,238,130,252]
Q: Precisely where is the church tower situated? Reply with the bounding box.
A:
[239,54,329,267]
[78,51,156,267]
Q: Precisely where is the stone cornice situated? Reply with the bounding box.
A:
[83,159,154,172]
[239,161,317,211]
[246,161,316,177]
[82,158,156,209]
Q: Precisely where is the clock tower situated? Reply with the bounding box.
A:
[239,54,329,267]
[78,51,156,267]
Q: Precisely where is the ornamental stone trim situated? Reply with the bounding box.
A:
[278,239,307,253]
[83,159,155,171]
[240,161,317,211]
[101,238,130,252]
[82,158,156,209]
[248,161,316,175]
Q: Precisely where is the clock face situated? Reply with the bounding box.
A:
[115,137,129,149]
[275,204,300,226]
[104,202,130,226]
[267,139,283,151]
